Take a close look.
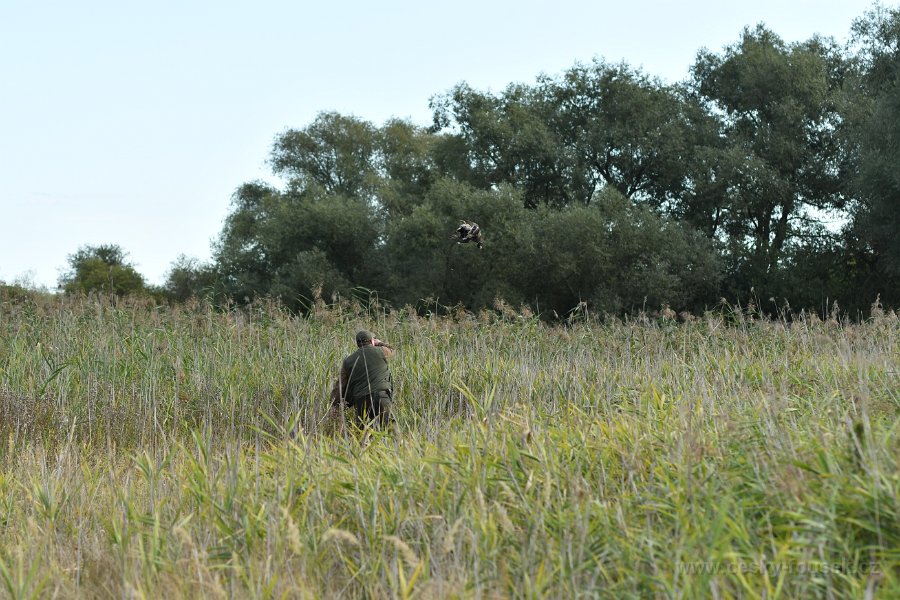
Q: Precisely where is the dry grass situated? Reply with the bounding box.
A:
[0,292,898,598]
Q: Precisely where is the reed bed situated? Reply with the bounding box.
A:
[0,292,897,598]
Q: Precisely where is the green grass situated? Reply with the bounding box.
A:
[0,293,898,598]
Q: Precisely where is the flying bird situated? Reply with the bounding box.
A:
[451,220,484,249]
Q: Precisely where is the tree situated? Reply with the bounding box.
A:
[214,182,380,309]
[687,26,851,287]
[163,255,219,302]
[376,118,438,217]
[541,61,703,207]
[270,111,380,199]
[429,62,702,209]
[378,181,721,316]
[850,5,900,284]
[270,113,441,218]
[381,178,529,308]
[430,82,571,208]
[513,188,722,315]
[60,244,146,296]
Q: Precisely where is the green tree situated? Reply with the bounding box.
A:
[270,111,380,199]
[850,5,900,285]
[376,118,438,217]
[687,26,851,287]
[430,61,702,209]
[430,82,570,208]
[60,244,146,296]
[515,189,722,315]
[380,181,721,317]
[219,112,446,311]
[270,113,441,219]
[163,255,219,302]
[382,178,529,309]
[214,182,379,309]
[766,231,888,316]
[541,61,704,207]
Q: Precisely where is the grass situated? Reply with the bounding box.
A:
[0,291,898,598]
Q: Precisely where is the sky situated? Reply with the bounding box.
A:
[0,0,888,289]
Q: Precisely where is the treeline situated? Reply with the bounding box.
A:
[41,9,900,318]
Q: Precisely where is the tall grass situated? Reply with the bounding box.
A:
[0,292,897,598]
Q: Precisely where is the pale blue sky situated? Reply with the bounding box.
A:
[0,0,887,289]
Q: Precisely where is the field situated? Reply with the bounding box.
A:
[0,292,898,598]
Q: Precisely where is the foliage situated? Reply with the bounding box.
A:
[49,10,900,317]
[687,26,851,287]
[162,254,220,303]
[430,61,702,209]
[270,111,436,218]
[270,111,381,199]
[377,182,721,315]
[0,297,897,597]
[0,282,43,304]
[540,61,704,207]
[850,5,900,283]
[204,21,894,317]
[214,182,380,310]
[59,244,146,296]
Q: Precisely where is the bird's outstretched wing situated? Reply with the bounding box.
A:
[450,219,484,248]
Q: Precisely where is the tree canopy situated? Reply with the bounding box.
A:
[60,244,146,296]
[61,9,900,319]
[851,5,900,281]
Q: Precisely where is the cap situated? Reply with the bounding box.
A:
[355,330,374,345]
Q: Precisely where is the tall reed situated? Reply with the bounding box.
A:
[0,292,897,598]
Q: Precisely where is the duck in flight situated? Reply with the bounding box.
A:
[452,220,484,249]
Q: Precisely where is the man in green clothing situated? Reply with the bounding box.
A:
[332,329,396,428]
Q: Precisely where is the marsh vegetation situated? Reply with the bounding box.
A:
[0,293,897,598]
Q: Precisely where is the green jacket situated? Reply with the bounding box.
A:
[341,344,393,401]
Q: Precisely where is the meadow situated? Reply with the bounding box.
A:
[0,291,897,599]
